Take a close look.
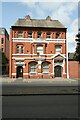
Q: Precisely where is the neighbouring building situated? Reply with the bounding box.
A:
[0,28,9,59]
[0,27,9,75]
[68,53,80,79]
[9,15,68,79]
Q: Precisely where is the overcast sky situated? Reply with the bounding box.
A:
[0,0,80,52]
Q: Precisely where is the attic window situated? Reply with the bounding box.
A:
[28,32,32,38]
[18,32,22,38]
[46,33,51,38]
[56,32,60,39]
[37,32,42,38]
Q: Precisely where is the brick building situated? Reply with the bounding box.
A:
[0,28,9,74]
[9,15,68,78]
[68,53,80,79]
[0,27,9,59]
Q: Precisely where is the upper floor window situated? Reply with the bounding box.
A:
[37,32,42,38]
[21,46,24,53]
[1,38,4,44]
[16,46,19,54]
[16,45,24,54]
[37,45,43,55]
[55,45,62,54]
[42,62,50,73]
[18,32,22,38]
[56,32,60,39]
[46,33,51,38]
[1,47,4,52]
[28,32,32,38]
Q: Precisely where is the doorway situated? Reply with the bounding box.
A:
[54,65,62,77]
[16,66,23,78]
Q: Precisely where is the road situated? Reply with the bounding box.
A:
[2,95,79,118]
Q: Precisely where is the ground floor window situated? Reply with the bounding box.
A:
[42,62,50,74]
[29,62,37,74]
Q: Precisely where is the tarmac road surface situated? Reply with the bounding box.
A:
[2,95,79,118]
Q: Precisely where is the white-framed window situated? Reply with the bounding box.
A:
[56,32,60,39]
[55,45,62,54]
[16,46,19,53]
[28,32,32,38]
[21,46,24,54]
[46,33,51,38]
[37,45,43,55]
[42,62,50,74]
[29,62,37,73]
[18,32,22,38]
[16,45,24,54]
[37,32,42,38]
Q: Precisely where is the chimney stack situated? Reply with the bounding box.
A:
[46,16,51,20]
[25,15,31,20]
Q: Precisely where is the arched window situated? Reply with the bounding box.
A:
[29,62,37,74]
[37,45,43,55]
[42,62,50,74]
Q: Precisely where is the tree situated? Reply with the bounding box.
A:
[74,29,80,63]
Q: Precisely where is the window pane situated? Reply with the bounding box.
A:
[16,46,19,53]
[21,46,24,53]
[42,62,49,73]
[37,33,41,38]
[28,32,32,38]
[18,32,22,38]
[37,46,43,55]
[29,62,37,73]
[47,33,51,38]
[55,45,61,54]
[56,33,60,39]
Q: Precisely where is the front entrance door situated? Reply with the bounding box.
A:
[54,65,62,77]
[16,66,23,78]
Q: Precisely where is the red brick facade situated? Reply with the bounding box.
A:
[0,28,9,59]
[9,16,68,78]
[68,61,79,79]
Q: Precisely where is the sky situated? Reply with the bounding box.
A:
[0,0,80,52]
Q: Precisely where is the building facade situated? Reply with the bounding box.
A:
[9,15,68,78]
[0,27,9,59]
[68,53,80,79]
[0,28,9,74]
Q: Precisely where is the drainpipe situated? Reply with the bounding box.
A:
[66,30,69,79]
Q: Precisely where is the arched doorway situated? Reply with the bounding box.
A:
[54,65,62,77]
[16,66,23,78]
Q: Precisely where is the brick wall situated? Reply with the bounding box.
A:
[68,61,79,79]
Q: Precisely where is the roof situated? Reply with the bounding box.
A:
[12,16,66,29]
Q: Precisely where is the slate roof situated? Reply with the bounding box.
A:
[13,16,66,29]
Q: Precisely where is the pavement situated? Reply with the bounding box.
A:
[0,76,79,95]
[0,76,79,85]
